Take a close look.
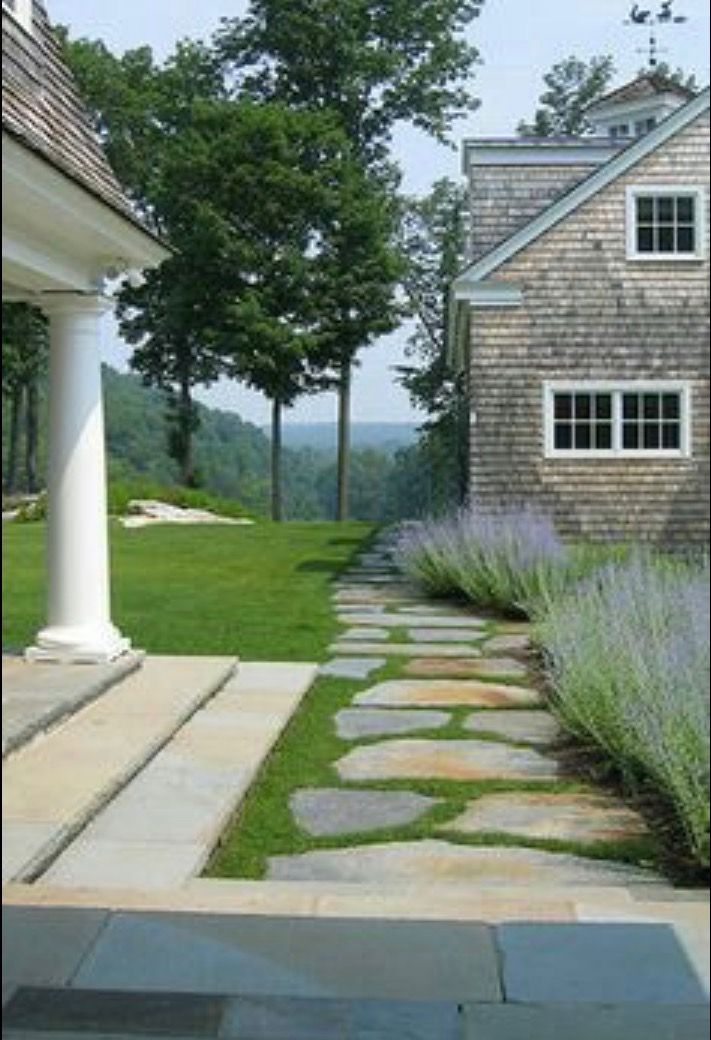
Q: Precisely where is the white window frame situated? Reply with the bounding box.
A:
[626,185,706,261]
[2,0,32,32]
[543,380,692,460]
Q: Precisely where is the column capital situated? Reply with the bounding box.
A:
[38,291,114,318]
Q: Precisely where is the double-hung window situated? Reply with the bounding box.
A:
[544,382,691,459]
[627,186,705,259]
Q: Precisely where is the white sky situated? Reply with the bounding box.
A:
[52,0,710,426]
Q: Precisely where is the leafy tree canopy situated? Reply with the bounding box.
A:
[517,55,616,137]
[216,0,486,158]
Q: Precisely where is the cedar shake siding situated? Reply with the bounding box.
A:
[467,110,710,547]
[468,162,600,262]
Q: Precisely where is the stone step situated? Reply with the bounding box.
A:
[2,653,144,758]
[2,656,237,884]
[39,663,316,892]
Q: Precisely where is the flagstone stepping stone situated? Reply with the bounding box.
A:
[336,604,386,615]
[336,739,560,782]
[403,658,528,680]
[331,642,482,658]
[463,710,563,746]
[440,793,650,844]
[319,658,386,680]
[396,604,475,616]
[339,574,407,585]
[408,628,485,643]
[290,789,439,837]
[483,634,532,654]
[341,628,389,642]
[354,680,541,709]
[267,840,656,885]
[335,708,450,740]
[337,614,486,629]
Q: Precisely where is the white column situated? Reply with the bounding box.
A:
[27,293,130,662]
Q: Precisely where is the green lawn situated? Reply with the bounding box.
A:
[2,520,376,660]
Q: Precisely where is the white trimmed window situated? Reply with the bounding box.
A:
[2,0,33,32]
[544,382,691,459]
[626,186,705,260]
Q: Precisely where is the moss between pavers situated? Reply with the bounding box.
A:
[206,645,662,881]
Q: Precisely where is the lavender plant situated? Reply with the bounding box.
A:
[540,555,710,866]
[396,506,571,615]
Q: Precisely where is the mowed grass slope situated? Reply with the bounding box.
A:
[2,521,375,660]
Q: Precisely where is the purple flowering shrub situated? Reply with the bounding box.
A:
[540,555,710,866]
[396,507,572,615]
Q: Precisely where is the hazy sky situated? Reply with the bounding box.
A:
[51,0,710,426]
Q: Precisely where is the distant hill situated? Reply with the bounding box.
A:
[267,422,419,455]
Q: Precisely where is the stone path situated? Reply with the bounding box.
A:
[281,528,660,887]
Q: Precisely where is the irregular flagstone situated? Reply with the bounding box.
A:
[463,710,563,746]
[340,628,389,642]
[290,789,439,837]
[336,605,386,616]
[336,614,487,629]
[396,604,477,616]
[354,679,541,709]
[483,633,532,654]
[335,708,450,740]
[441,793,650,844]
[319,658,386,680]
[407,628,485,644]
[330,642,481,658]
[402,658,528,681]
[267,841,656,885]
[335,739,560,782]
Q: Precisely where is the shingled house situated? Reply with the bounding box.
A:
[2,0,169,659]
[450,75,710,547]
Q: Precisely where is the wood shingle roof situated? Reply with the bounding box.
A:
[2,1,158,240]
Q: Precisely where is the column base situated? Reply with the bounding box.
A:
[26,623,131,664]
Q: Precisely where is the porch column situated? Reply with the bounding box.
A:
[27,292,130,662]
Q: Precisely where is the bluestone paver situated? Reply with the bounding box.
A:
[2,907,109,989]
[407,628,485,643]
[71,913,502,1001]
[498,922,708,1004]
[336,738,560,782]
[463,709,563,745]
[318,658,386,679]
[334,707,450,739]
[268,842,656,887]
[330,641,481,658]
[290,789,439,836]
[462,1003,710,1040]
[354,679,541,709]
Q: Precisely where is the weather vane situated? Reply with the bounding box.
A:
[624,1,689,68]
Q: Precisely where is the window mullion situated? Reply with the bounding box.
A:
[612,391,622,454]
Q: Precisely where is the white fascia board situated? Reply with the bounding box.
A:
[452,280,523,307]
[2,221,96,292]
[457,88,710,285]
[587,92,686,120]
[446,282,522,371]
[462,142,617,171]
[2,134,170,285]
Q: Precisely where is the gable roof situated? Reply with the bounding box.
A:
[587,72,695,113]
[2,2,162,245]
[454,87,710,290]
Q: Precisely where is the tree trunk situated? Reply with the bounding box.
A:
[25,377,40,494]
[270,397,283,522]
[4,387,23,495]
[336,360,351,522]
[179,377,196,487]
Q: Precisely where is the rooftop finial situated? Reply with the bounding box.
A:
[624,1,688,68]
